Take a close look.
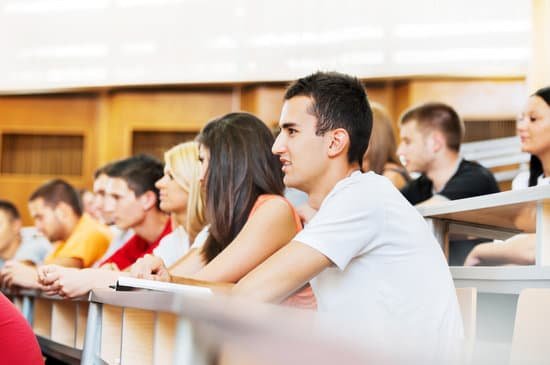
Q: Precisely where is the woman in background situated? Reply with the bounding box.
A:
[465,86,550,266]
[362,103,410,189]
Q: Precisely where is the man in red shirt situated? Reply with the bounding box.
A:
[99,154,171,270]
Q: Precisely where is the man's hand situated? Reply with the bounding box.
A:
[130,254,171,282]
[0,261,40,289]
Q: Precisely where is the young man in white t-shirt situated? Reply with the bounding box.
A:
[233,71,463,358]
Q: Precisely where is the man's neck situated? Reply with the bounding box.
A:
[133,210,168,244]
[0,234,21,260]
[307,163,361,210]
[426,151,461,192]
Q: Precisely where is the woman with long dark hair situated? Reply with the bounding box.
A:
[465,86,550,266]
[132,112,314,307]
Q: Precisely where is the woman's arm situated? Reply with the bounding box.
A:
[185,197,297,283]
[464,234,535,266]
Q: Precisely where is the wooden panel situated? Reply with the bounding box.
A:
[101,305,123,365]
[132,131,196,161]
[108,90,233,160]
[51,301,77,347]
[408,79,527,120]
[33,298,53,338]
[153,312,177,365]
[121,308,155,365]
[76,302,89,349]
[1,133,84,175]
[463,119,516,142]
[0,94,99,225]
[240,86,286,127]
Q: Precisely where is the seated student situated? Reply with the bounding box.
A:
[38,154,173,296]
[231,72,462,356]
[91,164,134,265]
[465,86,550,266]
[0,293,43,364]
[93,154,171,270]
[131,113,315,308]
[397,102,500,206]
[362,102,410,189]
[0,179,111,289]
[0,200,51,268]
[152,142,206,266]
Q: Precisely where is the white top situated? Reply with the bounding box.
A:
[294,171,463,355]
[153,226,190,267]
[153,225,210,267]
[512,171,550,190]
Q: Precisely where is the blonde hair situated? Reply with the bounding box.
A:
[164,141,206,243]
[363,103,402,174]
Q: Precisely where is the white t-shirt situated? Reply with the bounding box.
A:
[294,171,463,355]
[153,225,210,267]
[512,171,550,190]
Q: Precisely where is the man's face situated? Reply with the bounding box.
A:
[0,211,20,253]
[272,96,329,192]
[92,174,111,224]
[28,198,64,242]
[396,120,434,173]
[103,177,146,230]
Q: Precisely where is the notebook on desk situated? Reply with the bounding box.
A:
[115,276,213,296]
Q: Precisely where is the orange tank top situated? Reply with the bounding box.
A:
[249,194,317,310]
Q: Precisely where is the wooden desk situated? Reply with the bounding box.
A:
[418,185,550,266]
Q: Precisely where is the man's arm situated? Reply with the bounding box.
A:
[232,241,331,303]
[48,257,84,268]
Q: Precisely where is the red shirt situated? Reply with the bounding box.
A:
[101,220,172,270]
[0,293,43,364]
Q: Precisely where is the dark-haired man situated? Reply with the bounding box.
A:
[0,179,111,288]
[0,200,50,268]
[98,154,171,271]
[233,72,462,357]
[397,102,500,206]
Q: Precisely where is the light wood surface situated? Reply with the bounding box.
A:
[121,308,155,365]
[33,298,53,338]
[51,300,77,347]
[100,304,123,365]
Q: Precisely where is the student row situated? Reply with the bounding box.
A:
[1,73,550,363]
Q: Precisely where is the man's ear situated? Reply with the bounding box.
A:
[139,191,157,211]
[327,128,350,158]
[11,218,22,232]
[431,131,446,153]
[54,202,72,221]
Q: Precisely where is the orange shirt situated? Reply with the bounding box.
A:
[249,194,317,310]
[44,213,112,267]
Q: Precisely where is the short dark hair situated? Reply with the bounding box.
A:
[0,200,21,221]
[105,154,164,209]
[197,112,285,263]
[93,161,114,179]
[284,71,373,168]
[29,179,82,216]
[400,102,464,151]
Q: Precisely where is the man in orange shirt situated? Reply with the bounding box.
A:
[0,179,111,288]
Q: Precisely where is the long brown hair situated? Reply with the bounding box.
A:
[363,103,403,174]
[197,112,285,263]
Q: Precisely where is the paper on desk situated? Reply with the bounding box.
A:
[116,276,213,296]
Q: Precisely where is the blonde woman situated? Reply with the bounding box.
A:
[153,142,206,266]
